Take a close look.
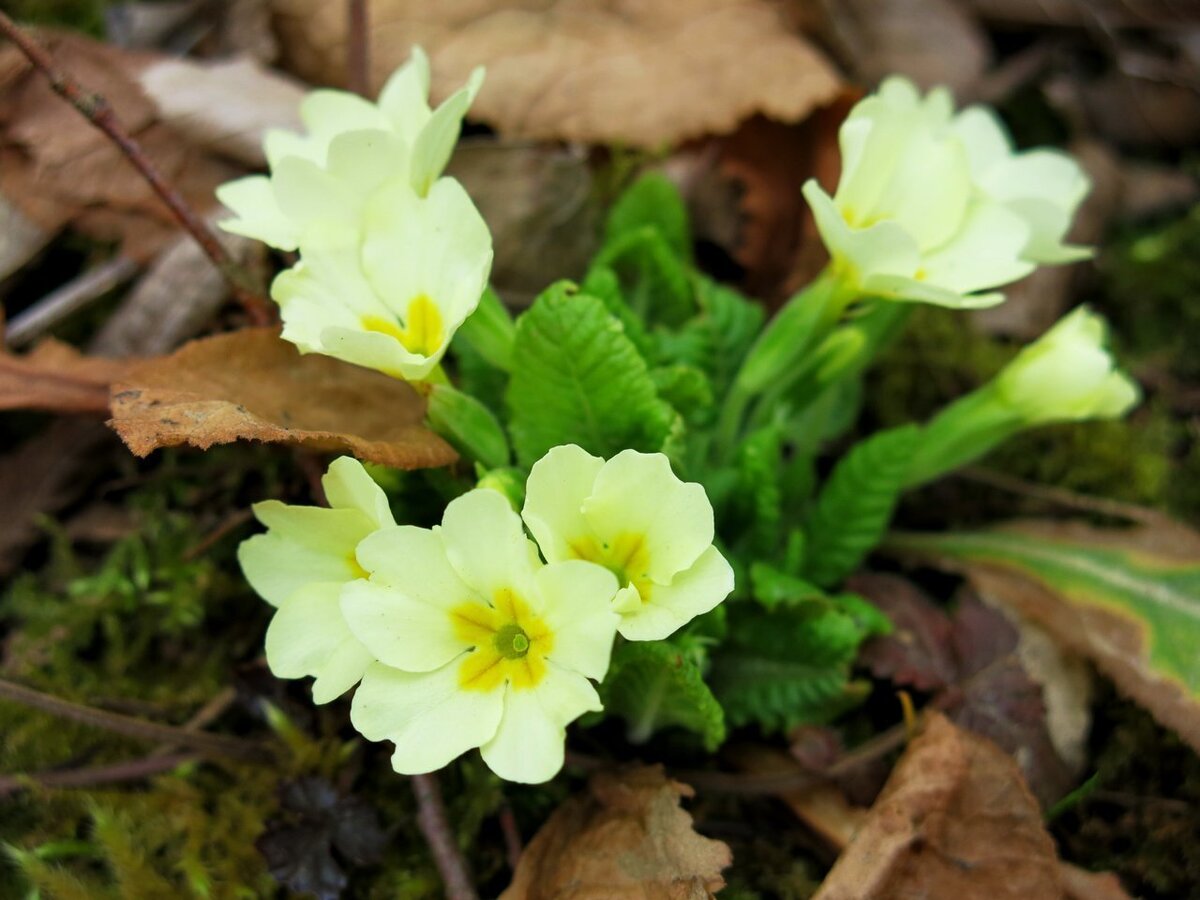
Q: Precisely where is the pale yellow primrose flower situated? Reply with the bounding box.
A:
[522,445,735,641]
[268,175,493,381]
[216,47,484,250]
[803,76,1091,309]
[996,306,1140,423]
[341,489,620,783]
[238,457,393,704]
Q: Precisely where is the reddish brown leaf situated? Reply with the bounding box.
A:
[0,339,130,414]
[108,329,455,470]
[500,765,731,899]
[813,714,1063,900]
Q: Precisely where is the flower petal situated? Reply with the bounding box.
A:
[361,176,493,330]
[322,456,394,527]
[350,660,504,774]
[861,273,1004,309]
[265,583,370,702]
[440,489,536,600]
[409,67,484,196]
[581,450,714,582]
[534,560,620,681]
[378,45,432,143]
[340,577,472,673]
[522,444,605,564]
[479,663,601,783]
[617,545,734,641]
[804,181,920,286]
[215,176,298,250]
[919,202,1034,294]
[239,502,370,606]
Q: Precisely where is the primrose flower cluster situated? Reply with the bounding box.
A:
[218,48,491,381]
[239,448,734,783]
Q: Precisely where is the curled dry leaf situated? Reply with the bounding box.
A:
[888,520,1200,754]
[500,765,731,900]
[813,713,1063,900]
[108,328,455,470]
[0,339,131,414]
[271,0,842,148]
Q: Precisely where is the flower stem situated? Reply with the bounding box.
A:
[0,677,272,763]
[412,772,478,900]
[0,12,272,325]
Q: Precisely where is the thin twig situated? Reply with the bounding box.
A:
[0,12,272,325]
[346,0,370,97]
[954,465,1168,525]
[5,257,140,349]
[181,509,255,562]
[0,677,272,764]
[0,752,196,797]
[411,772,478,900]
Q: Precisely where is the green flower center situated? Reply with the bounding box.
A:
[493,623,531,660]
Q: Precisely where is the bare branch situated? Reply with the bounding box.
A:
[412,772,479,900]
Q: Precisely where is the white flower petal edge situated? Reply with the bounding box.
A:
[807,74,1092,308]
[344,487,620,783]
[270,176,493,382]
[350,661,505,775]
[238,456,393,701]
[523,445,734,640]
[217,46,485,248]
[265,583,374,704]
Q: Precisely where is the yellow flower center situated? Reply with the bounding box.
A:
[567,532,654,602]
[360,294,444,356]
[450,588,554,692]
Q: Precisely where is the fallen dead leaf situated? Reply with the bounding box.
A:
[0,339,131,414]
[1059,862,1135,900]
[0,418,113,577]
[0,31,257,262]
[500,764,731,899]
[851,573,1078,804]
[446,140,601,305]
[137,56,305,167]
[817,0,989,95]
[108,328,456,470]
[271,0,842,148]
[812,713,1063,900]
[889,520,1200,754]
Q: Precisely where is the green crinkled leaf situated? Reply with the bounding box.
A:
[581,264,655,359]
[733,426,783,554]
[605,172,691,260]
[650,364,715,424]
[749,561,827,612]
[709,600,881,732]
[600,639,726,751]
[506,282,677,467]
[888,520,1200,752]
[596,175,696,328]
[804,424,922,587]
[657,277,765,397]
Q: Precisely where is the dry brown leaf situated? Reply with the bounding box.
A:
[500,764,731,899]
[446,140,601,305]
[108,328,455,470]
[813,713,1063,900]
[1059,862,1135,900]
[728,745,868,851]
[137,56,305,167]
[818,0,989,94]
[0,418,114,577]
[0,339,131,414]
[0,31,239,261]
[272,0,842,148]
